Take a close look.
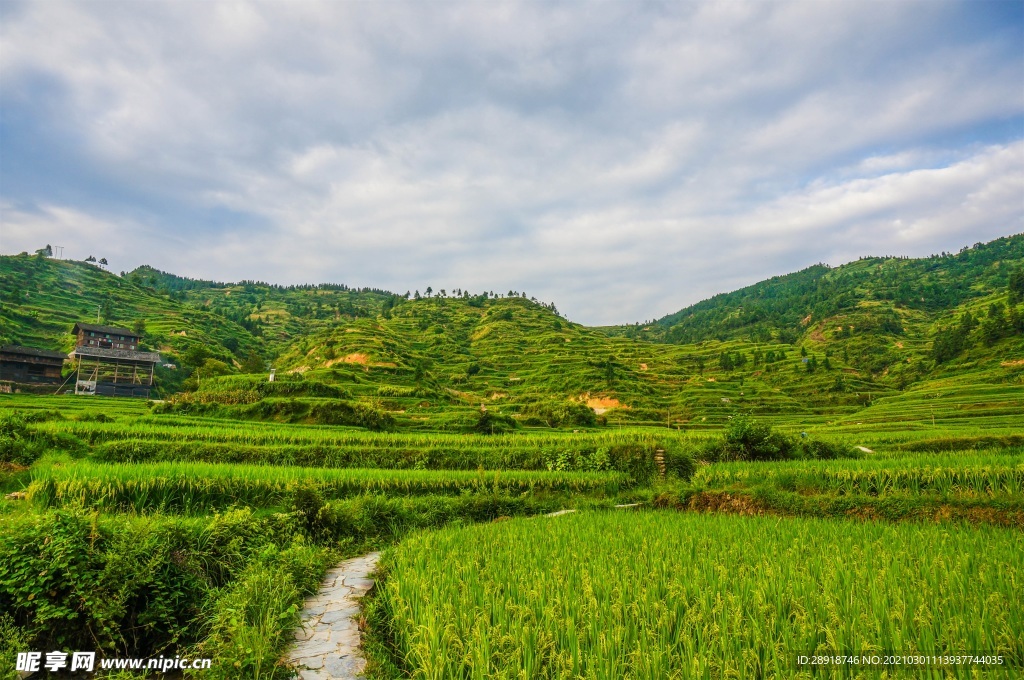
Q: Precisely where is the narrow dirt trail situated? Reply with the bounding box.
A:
[285,552,380,679]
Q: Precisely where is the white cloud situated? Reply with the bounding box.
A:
[1,1,1022,324]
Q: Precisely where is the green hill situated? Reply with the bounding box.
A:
[123,265,398,352]
[0,255,266,394]
[2,235,1022,426]
[610,234,1024,346]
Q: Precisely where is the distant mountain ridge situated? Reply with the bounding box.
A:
[607,234,1024,345]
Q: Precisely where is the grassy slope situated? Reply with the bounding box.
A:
[2,236,1023,428]
[613,234,1024,344]
[0,255,258,358]
[124,264,397,355]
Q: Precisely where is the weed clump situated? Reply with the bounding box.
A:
[702,415,858,462]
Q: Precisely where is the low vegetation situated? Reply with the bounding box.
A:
[372,511,1023,678]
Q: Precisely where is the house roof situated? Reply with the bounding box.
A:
[0,345,69,360]
[70,346,160,363]
[73,322,138,337]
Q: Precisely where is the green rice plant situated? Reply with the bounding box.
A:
[376,511,1024,679]
[690,451,1024,498]
[27,462,628,512]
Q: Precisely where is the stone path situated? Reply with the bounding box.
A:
[286,552,380,679]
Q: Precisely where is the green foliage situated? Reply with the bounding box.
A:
[308,401,395,431]
[688,451,1023,498]
[520,399,597,428]
[635,235,1024,345]
[194,542,332,679]
[716,415,796,462]
[661,445,696,480]
[1009,265,1024,305]
[0,613,30,680]
[28,462,627,512]
[473,409,518,434]
[0,412,83,465]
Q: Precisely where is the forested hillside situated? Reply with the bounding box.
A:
[1,235,1022,423]
[612,234,1024,345]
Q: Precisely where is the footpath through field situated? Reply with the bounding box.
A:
[285,552,380,679]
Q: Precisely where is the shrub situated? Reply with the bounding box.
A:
[661,446,696,480]
[473,410,519,434]
[521,400,597,428]
[799,438,860,460]
[719,415,796,462]
[309,402,395,431]
[0,413,84,465]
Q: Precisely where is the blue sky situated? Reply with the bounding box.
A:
[1,0,1022,325]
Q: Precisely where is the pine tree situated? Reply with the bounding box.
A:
[981,302,1008,346]
[1009,266,1024,305]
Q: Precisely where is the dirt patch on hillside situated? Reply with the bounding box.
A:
[289,366,310,374]
[639,363,648,371]
[489,392,508,400]
[1001,359,1024,367]
[342,353,369,364]
[801,314,812,326]
[585,396,625,414]
[809,327,825,342]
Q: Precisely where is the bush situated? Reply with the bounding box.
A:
[798,438,860,460]
[0,413,84,465]
[719,415,796,462]
[155,397,393,431]
[309,402,395,431]
[0,507,324,673]
[290,487,337,540]
[194,546,330,680]
[521,400,597,428]
[661,446,696,480]
[473,410,519,434]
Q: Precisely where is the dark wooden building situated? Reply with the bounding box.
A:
[73,323,142,351]
[70,324,159,398]
[0,345,67,385]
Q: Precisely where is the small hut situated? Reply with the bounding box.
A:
[0,345,67,385]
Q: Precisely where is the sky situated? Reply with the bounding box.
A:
[1,0,1022,325]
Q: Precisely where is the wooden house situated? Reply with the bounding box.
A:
[0,345,67,385]
[72,323,142,351]
[70,323,159,398]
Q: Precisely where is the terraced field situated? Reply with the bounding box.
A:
[28,462,628,512]
[376,511,1023,679]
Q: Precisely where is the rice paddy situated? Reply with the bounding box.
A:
[3,393,1023,678]
[690,450,1024,497]
[27,461,628,512]
[378,511,1024,679]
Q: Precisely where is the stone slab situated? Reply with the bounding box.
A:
[285,552,380,679]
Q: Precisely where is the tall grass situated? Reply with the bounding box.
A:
[377,511,1024,679]
[691,451,1024,497]
[28,462,627,512]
